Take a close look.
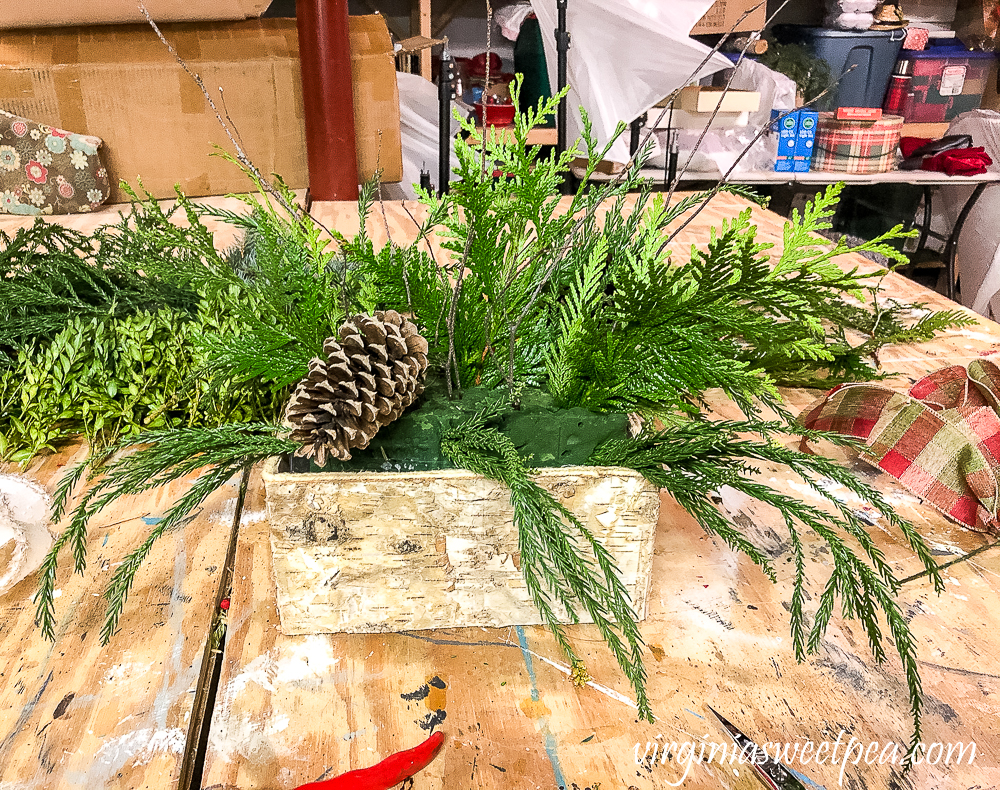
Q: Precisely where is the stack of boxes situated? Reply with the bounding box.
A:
[0,2,402,203]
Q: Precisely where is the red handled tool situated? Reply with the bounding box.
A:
[293,731,445,790]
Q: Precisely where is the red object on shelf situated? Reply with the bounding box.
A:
[475,102,517,127]
[894,44,996,123]
[469,52,503,76]
[836,107,883,121]
[883,75,912,116]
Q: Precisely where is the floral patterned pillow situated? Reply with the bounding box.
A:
[0,109,111,216]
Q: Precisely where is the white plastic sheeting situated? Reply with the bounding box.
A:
[0,473,52,596]
[644,60,795,177]
[936,111,1000,317]
[397,71,460,200]
[496,3,535,42]
[529,0,732,165]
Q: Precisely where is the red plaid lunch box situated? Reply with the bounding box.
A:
[812,112,904,174]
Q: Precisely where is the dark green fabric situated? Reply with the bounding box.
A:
[513,16,555,128]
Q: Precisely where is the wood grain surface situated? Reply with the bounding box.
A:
[0,445,242,790]
[0,195,279,790]
[199,193,1000,790]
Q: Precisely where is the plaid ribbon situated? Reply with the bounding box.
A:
[799,360,1000,533]
[812,113,904,175]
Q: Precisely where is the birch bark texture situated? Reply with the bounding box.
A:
[262,460,659,635]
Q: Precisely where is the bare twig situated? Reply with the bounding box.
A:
[138,4,301,217]
[136,1,342,250]
[898,539,1000,585]
[663,3,792,202]
[399,201,453,351]
[481,0,494,179]
[659,73,848,250]
[620,0,782,181]
[446,231,471,397]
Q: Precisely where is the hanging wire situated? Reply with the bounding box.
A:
[480,0,494,177]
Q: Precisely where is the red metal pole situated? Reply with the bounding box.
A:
[297,0,359,201]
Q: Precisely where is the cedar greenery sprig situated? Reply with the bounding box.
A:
[0,219,196,359]
[34,424,296,643]
[440,396,652,720]
[589,421,944,757]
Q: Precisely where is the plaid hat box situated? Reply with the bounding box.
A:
[812,112,904,174]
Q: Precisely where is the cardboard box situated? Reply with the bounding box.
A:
[905,0,960,30]
[982,60,1000,111]
[0,17,403,202]
[0,0,270,30]
[349,15,404,186]
[677,86,761,113]
[691,0,768,35]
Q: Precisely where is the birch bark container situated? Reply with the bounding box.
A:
[261,458,660,635]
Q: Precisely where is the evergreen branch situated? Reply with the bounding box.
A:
[588,419,936,745]
[440,422,652,720]
[35,425,296,643]
[99,461,242,642]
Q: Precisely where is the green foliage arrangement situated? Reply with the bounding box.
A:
[16,86,973,754]
[0,196,281,462]
[759,37,833,104]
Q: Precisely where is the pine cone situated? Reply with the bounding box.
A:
[286,310,429,464]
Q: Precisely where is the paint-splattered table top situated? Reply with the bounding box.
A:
[0,195,283,790]
[196,193,1000,790]
[2,191,999,790]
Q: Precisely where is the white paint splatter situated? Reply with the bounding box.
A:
[0,472,53,594]
[273,635,342,683]
[958,329,1000,345]
[103,661,157,685]
[206,713,296,764]
[241,509,267,525]
[152,536,199,731]
[716,485,751,516]
[209,495,264,526]
[226,652,278,697]
[93,727,186,767]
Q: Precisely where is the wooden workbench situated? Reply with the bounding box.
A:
[2,191,999,790]
[0,195,270,790]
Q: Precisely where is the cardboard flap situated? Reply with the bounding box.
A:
[0,0,271,30]
[349,15,403,183]
[396,35,445,54]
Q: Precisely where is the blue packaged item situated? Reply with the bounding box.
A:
[793,110,817,172]
[772,109,797,172]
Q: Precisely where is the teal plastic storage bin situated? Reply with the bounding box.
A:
[773,26,906,111]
